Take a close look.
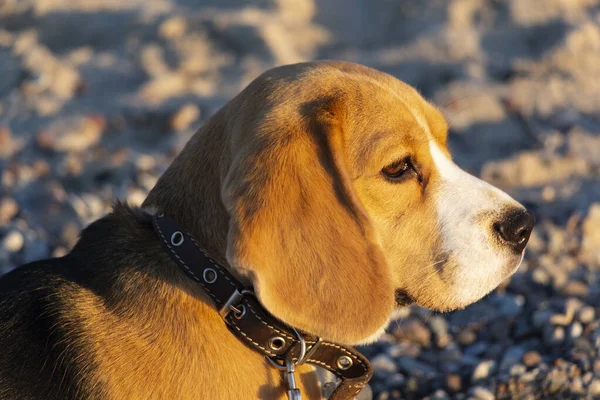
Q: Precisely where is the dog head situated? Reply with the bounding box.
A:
[217,61,535,344]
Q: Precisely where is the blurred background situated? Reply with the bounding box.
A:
[0,0,599,398]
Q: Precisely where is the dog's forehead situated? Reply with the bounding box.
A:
[344,88,442,175]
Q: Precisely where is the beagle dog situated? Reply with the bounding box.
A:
[0,61,534,399]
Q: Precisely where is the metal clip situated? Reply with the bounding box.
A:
[284,359,302,400]
[219,289,244,318]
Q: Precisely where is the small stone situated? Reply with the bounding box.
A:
[522,351,542,368]
[470,386,495,400]
[577,306,595,324]
[372,354,397,375]
[590,379,600,395]
[569,322,583,340]
[533,309,553,328]
[488,317,511,342]
[376,391,389,400]
[563,281,588,297]
[159,16,187,39]
[550,313,573,326]
[429,316,450,348]
[384,373,405,388]
[532,268,551,285]
[500,347,525,371]
[136,155,157,172]
[0,197,19,223]
[509,364,526,376]
[497,294,524,317]
[0,126,23,158]
[544,326,565,346]
[445,373,462,392]
[581,203,600,266]
[464,342,488,357]
[37,115,105,152]
[460,354,481,367]
[457,329,477,346]
[140,45,170,78]
[388,342,421,358]
[138,173,159,192]
[127,189,147,206]
[2,230,24,252]
[397,357,438,378]
[430,389,450,399]
[392,317,431,347]
[545,368,568,394]
[51,247,68,258]
[570,377,584,395]
[472,360,496,381]
[170,103,201,131]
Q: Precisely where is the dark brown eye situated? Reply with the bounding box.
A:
[381,157,417,182]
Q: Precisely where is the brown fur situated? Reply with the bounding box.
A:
[0,61,499,399]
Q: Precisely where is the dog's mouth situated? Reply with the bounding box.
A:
[395,289,415,307]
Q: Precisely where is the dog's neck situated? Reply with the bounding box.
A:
[143,109,231,269]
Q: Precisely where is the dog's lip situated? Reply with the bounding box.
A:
[394,288,415,307]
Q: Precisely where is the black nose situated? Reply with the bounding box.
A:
[494,209,536,253]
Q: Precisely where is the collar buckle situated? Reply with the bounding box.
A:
[219,288,250,319]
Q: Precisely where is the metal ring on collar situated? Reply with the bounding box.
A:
[203,268,217,284]
[265,326,306,369]
[170,231,184,246]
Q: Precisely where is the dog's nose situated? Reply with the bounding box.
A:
[494,209,535,253]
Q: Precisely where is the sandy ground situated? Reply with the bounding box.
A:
[0,0,599,398]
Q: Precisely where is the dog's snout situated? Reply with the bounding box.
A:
[494,209,535,253]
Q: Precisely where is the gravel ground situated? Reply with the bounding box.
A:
[1,1,599,399]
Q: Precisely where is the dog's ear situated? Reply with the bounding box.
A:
[222,96,395,344]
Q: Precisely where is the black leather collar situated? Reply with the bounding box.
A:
[153,214,372,399]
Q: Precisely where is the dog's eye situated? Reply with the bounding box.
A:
[381,157,418,182]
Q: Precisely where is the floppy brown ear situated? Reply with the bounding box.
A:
[222,96,395,344]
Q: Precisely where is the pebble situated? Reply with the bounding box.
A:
[445,374,462,392]
[429,316,450,348]
[581,203,600,266]
[396,357,438,378]
[509,363,526,376]
[430,389,450,399]
[457,329,477,346]
[2,230,24,252]
[170,104,201,132]
[127,188,147,206]
[0,127,23,158]
[0,198,19,224]
[392,317,431,347]
[135,155,157,172]
[372,354,397,375]
[464,342,488,357]
[532,309,553,328]
[570,377,584,395]
[563,281,588,297]
[472,360,496,381]
[544,326,565,346]
[470,386,495,400]
[159,16,187,40]
[497,294,524,317]
[589,379,600,395]
[384,373,405,388]
[577,306,595,324]
[569,322,583,340]
[522,351,542,367]
[500,347,525,371]
[37,116,105,152]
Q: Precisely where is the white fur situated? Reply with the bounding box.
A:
[429,141,525,305]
